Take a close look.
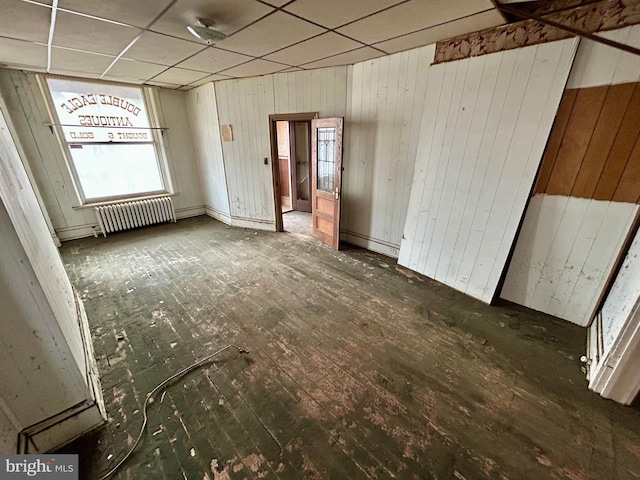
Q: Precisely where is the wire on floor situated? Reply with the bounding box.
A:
[97,344,250,480]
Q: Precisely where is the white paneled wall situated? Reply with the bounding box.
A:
[589,228,640,404]
[398,39,578,304]
[214,76,277,229]
[0,69,204,241]
[186,83,230,223]
[209,67,348,230]
[157,88,204,218]
[273,68,348,117]
[567,25,640,89]
[343,45,434,257]
[0,70,95,240]
[502,196,638,325]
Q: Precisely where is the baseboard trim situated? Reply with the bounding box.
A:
[176,205,205,219]
[205,206,232,225]
[343,230,400,259]
[230,215,275,231]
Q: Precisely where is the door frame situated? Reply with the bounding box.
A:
[268,112,318,232]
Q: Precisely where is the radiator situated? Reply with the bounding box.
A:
[95,196,176,236]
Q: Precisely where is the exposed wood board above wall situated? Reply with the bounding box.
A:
[398,38,579,304]
[535,82,640,203]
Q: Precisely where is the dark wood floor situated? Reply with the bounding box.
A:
[59,216,640,479]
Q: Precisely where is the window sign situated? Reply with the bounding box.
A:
[48,78,153,143]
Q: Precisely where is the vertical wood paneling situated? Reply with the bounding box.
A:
[613,138,640,203]
[186,84,230,221]
[567,25,640,89]
[588,226,640,403]
[545,86,608,196]
[601,228,640,353]
[0,70,93,233]
[504,27,640,326]
[398,39,578,304]
[502,196,638,325]
[157,88,203,215]
[534,90,578,194]
[572,83,635,199]
[211,66,348,229]
[343,45,433,257]
[594,83,640,201]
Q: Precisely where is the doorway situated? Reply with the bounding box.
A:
[269,113,318,236]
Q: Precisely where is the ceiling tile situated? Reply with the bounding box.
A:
[264,32,362,66]
[219,11,325,57]
[124,31,204,66]
[277,67,304,73]
[337,0,495,45]
[0,0,52,43]
[151,67,210,85]
[50,69,103,80]
[374,10,504,54]
[284,0,404,29]
[178,85,194,91]
[51,47,115,74]
[107,58,168,80]
[53,11,140,55]
[300,46,384,69]
[188,73,233,86]
[150,0,274,42]
[219,58,287,78]
[176,47,253,73]
[58,0,172,28]
[260,0,290,6]
[143,80,181,88]
[0,38,47,70]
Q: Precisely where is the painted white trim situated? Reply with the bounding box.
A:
[175,205,205,219]
[590,295,640,404]
[230,215,275,231]
[345,230,400,259]
[205,205,232,225]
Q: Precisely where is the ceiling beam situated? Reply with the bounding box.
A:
[494,1,640,57]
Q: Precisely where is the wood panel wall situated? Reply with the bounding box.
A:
[501,195,638,325]
[214,76,276,227]
[589,227,640,403]
[501,32,640,326]
[210,67,348,230]
[185,83,231,223]
[535,83,640,204]
[0,95,96,448]
[398,39,578,304]
[344,45,433,257]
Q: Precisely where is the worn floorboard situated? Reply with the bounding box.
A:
[58,216,640,479]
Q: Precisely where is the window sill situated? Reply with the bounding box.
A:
[72,192,178,209]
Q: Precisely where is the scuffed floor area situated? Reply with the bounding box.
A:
[58,216,640,479]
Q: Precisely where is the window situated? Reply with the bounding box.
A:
[47,78,167,203]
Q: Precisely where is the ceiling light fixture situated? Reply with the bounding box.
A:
[187,18,226,44]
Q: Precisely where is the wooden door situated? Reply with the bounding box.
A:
[311,117,343,250]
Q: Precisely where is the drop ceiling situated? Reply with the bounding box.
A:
[0,0,508,90]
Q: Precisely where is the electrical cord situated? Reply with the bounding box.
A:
[98,344,250,480]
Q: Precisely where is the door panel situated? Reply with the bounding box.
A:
[311,117,343,250]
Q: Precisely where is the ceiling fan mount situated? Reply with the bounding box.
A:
[187,17,226,44]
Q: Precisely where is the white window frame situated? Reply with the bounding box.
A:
[40,75,173,205]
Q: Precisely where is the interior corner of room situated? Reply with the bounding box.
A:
[2,0,640,477]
